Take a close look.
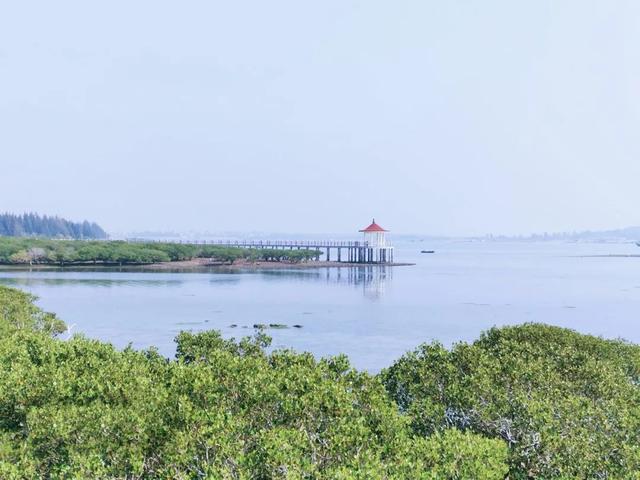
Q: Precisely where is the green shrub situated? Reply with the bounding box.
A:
[0,286,66,336]
[0,285,509,478]
[381,323,640,478]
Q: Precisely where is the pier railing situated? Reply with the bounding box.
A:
[126,239,392,248]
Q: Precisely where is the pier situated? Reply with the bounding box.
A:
[172,238,394,264]
[128,220,395,264]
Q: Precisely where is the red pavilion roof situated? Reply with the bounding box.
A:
[359,219,388,232]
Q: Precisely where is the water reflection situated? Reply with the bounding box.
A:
[0,266,390,294]
[257,266,392,299]
[0,277,184,288]
[338,266,391,300]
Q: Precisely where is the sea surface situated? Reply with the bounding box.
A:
[1,240,639,371]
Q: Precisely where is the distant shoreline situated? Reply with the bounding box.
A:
[575,254,640,258]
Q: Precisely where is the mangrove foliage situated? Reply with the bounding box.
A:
[0,238,321,266]
[0,286,506,479]
[1,286,639,478]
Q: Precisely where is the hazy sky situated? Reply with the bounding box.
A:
[1,1,639,236]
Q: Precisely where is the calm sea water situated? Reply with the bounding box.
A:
[1,240,639,371]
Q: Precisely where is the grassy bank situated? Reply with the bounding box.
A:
[1,286,639,478]
[0,237,320,266]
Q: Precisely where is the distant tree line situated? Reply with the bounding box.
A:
[0,238,321,266]
[0,213,107,239]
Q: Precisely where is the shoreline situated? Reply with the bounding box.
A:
[0,258,415,271]
[574,254,640,258]
[145,258,415,270]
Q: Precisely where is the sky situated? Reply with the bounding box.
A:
[1,1,639,236]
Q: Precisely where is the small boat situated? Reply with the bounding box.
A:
[421,250,435,254]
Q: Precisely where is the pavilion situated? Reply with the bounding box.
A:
[357,219,393,264]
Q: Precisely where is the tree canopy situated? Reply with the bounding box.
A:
[381,323,640,478]
[0,286,507,478]
[1,286,639,478]
[0,213,107,239]
[0,238,321,266]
